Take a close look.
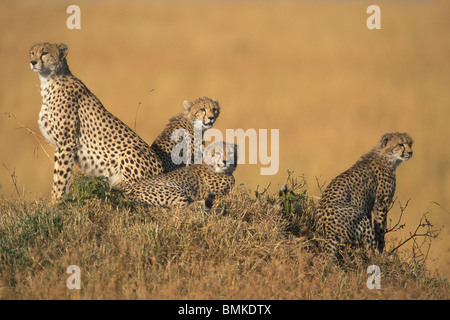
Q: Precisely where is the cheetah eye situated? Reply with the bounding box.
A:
[41,51,48,57]
[200,108,206,112]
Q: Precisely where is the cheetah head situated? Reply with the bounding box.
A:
[379,132,413,168]
[29,43,69,78]
[204,141,238,174]
[183,97,220,131]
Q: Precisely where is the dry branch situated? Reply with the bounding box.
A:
[4,112,53,162]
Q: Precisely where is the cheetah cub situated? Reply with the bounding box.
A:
[30,42,163,200]
[316,132,413,257]
[127,141,237,210]
[151,97,220,173]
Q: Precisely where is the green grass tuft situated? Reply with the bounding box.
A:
[62,173,133,209]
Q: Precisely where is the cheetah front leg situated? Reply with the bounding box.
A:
[51,145,75,200]
[373,216,386,253]
[373,196,393,253]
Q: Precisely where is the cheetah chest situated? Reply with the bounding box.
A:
[38,104,57,147]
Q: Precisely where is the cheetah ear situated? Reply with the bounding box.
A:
[234,143,239,158]
[380,133,392,148]
[183,100,192,112]
[58,43,69,60]
[233,143,239,163]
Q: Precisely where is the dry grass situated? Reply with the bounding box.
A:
[0,174,448,300]
[0,0,449,288]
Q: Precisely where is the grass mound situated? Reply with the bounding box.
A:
[0,173,448,299]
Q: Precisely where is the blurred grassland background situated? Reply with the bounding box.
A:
[0,0,449,277]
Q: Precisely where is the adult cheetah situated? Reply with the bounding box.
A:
[127,141,237,209]
[316,132,413,257]
[151,97,220,173]
[29,42,163,199]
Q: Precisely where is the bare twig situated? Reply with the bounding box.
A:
[255,182,271,199]
[134,88,155,132]
[315,176,326,196]
[431,201,450,215]
[4,112,53,162]
[388,212,440,256]
[283,170,307,195]
[411,235,433,267]
[2,163,20,197]
[386,198,406,233]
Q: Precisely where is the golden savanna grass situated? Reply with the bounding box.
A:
[0,175,448,299]
[0,0,449,298]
